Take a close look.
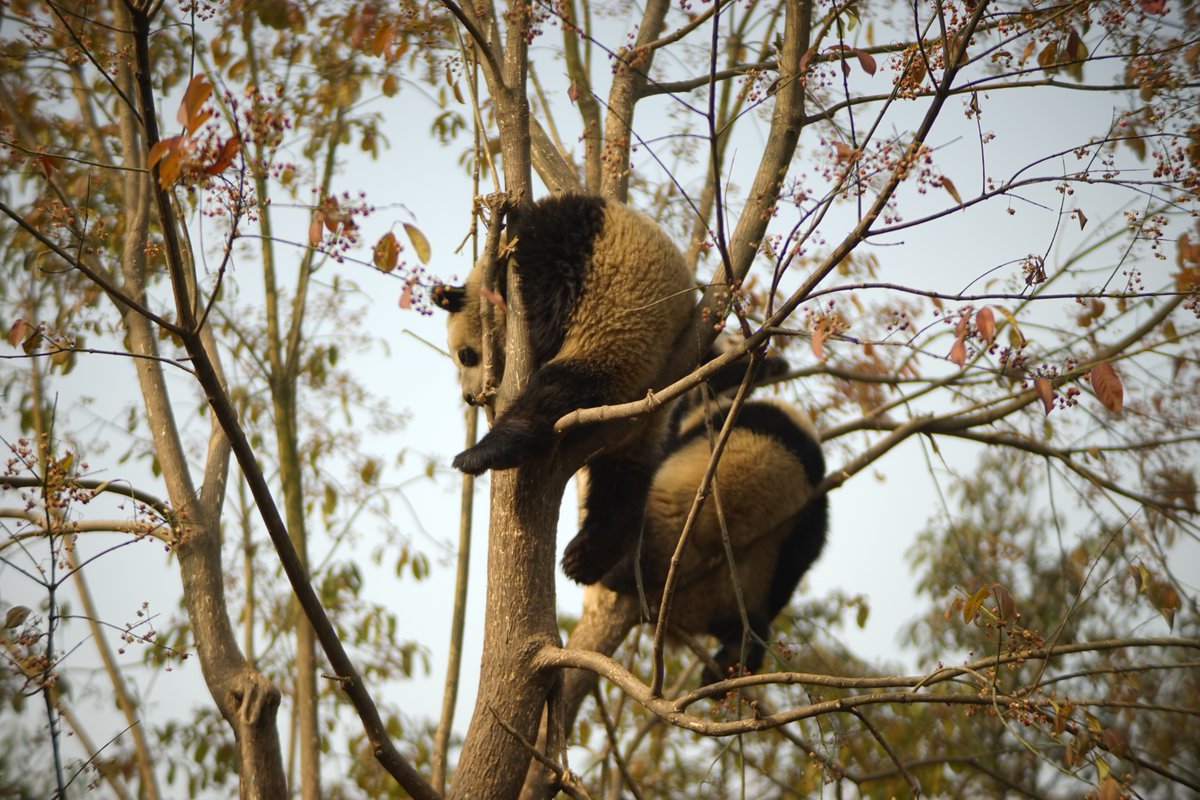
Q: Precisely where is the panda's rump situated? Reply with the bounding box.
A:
[640,429,813,589]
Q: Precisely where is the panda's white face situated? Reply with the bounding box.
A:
[443,262,509,406]
[446,307,485,405]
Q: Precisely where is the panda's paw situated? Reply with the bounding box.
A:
[560,532,607,585]
[451,443,503,475]
[452,420,546,474]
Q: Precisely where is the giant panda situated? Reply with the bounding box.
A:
[432,194,696,584]
[600,395,829,681]
[522,394,828,797]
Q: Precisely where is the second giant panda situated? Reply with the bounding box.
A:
[600,396,829,680]
[433,194,696,584]
[529,395,828,795]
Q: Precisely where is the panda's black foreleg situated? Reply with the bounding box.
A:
[561,452,656,585]
[451,359,610,475]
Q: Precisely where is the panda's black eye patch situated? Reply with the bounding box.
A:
[457,347,479,367]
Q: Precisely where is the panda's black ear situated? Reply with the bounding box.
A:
[432,284,468,313]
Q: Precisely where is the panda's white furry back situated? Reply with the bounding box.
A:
[433,194,696,583]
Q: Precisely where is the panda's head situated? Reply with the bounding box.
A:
[432,262,506,406]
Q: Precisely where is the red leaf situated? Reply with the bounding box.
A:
[205,136,241,176]
[948,335,967,367]
[1035,376,1055,415]
[38,155,61,178]
[7,318,29,347]
[855,49,877,76]
[1089,361,1124,413]
[398,280,414,310]
[976,306,995,344]
[1140,0,1167,14]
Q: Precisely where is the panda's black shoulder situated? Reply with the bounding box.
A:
[513,194,608,366]
[674,401,825,488]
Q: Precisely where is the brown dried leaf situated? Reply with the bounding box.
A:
[1098,776,1122,800]
[3,605,30,629]
[1037,40,1060,71]
[373,232,400,272]
[833,141,857,163]
[1035,376,1055,415]
[1089,361,1124,414]
[976,306,995,344]
[948,334,966,367]
[205,136,241,176]
[992,583,1015,621]
[398,280,414,310]
[1101,727,1130,759]
[1076,208,1088,229]
[1148,579,1180,629]
[7,318,29,347]
[854,48,877,76]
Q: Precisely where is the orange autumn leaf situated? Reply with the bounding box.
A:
[948,335,967,367]
[178,75,214,134]
[205,136,241,176]
[309,213,326,247]
[811,324,828,361]
[976,306,996,344]
[1089,361,1124,413]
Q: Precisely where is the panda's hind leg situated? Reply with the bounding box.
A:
[451,359,609,475]
[561,449,657,585]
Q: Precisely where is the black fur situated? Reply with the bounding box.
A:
[561,449,659,584]
[451,359,614,475]
[512,195,606,367]
[673,402,826,488]
[431,284,467,313]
